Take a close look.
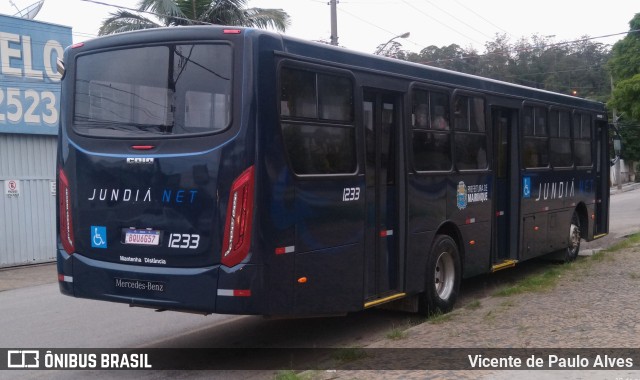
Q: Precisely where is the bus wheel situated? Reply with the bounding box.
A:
[419,235,461,316]
[565,212,581,262]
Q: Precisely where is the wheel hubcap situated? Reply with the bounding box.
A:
[569,222,580,254]
[434,250,455,300]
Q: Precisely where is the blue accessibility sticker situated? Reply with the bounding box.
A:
[91,226,107,249]
[523,177,531,199]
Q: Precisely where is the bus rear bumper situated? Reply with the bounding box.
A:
[56,249,263,315]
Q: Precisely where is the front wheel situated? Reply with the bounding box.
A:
[418,234,461,316]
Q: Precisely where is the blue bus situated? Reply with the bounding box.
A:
[56,26,610,316]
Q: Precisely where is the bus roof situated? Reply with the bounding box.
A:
[76,25,606,114]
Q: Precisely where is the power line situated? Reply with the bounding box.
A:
[398,0,484,47]
[337,5,425,51]
[451,0,510,37]
[421,0,494,40]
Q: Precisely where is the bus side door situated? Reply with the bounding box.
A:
[363,90,402,300]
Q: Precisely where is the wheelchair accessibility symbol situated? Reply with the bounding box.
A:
[523,177,531,199]
[91,226,107,249]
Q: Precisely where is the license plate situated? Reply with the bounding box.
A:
[122,229,161,246]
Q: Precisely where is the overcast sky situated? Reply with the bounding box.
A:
[1,0,638,54]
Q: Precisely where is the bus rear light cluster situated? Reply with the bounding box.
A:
[221,166,255,267]
[58,168,75,254]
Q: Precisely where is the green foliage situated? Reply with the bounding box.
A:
[608,13,640,160]
[608,14,640,81]
[493,267,564,297]
[405,33,611,101]
[99,0,290,36]
[618,121,640,161]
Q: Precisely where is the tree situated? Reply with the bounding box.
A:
[608,13,640,162]
[374,40,408,60]
[99,0,290,36]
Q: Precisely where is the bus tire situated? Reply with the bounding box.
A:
[564,212,581,262]
[418,234,461,316]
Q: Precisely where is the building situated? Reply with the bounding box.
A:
[0,14,72,266]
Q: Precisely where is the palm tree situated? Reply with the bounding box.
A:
[99,0,290,36]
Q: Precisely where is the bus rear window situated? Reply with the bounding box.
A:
[73,44,232,137]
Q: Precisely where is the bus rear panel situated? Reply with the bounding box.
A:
[57,28,265,314]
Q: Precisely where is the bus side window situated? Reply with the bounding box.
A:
[573,113,592,167]
[412,89,452,172]
[280,67,317,118]
[453,95,487,170]
[279,67,356,175]
[550,110,572,167]
[523,105,549,168]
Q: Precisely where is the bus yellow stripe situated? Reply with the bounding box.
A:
[593,233,608,240]
[491,260,518,272]
[364,293,407,308]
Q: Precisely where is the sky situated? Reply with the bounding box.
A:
[0,0,638,55]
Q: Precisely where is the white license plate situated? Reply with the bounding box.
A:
[123,229,161,246]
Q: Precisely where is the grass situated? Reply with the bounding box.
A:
[493,266,564,297]
[386,324,408,340]
[493,233,640,298]
[426,309,454,324]
[274,371,324,380]
[464,300,481,310]
[386,328,407,340]
[602,233,640,252]
[331,347,367,363]
[274,370,303,380]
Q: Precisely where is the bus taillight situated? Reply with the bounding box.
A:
[221,166,255,267]
[58,168,75,254]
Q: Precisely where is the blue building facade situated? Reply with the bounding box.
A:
[0,14,71,266]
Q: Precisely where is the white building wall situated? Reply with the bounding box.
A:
[0,134,57,267]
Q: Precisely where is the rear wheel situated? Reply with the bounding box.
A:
[565,212,581,262]
[418,234,461,315]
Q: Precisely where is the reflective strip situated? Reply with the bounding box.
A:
[58,274,73,283]
[380,230,394,237]
[496,211,505,216]
[275,246,295,255]
[465,217,476,224]
[217,289,251,297]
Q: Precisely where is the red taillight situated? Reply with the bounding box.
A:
[131,145,155,150]
[221,166,255,267]
[58,168,75,254]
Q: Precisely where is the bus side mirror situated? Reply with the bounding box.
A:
[613,134,622,156]
[611,126,622,166]
[56,58,65,76]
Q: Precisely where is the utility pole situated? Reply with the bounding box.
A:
[330,0,338,46]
